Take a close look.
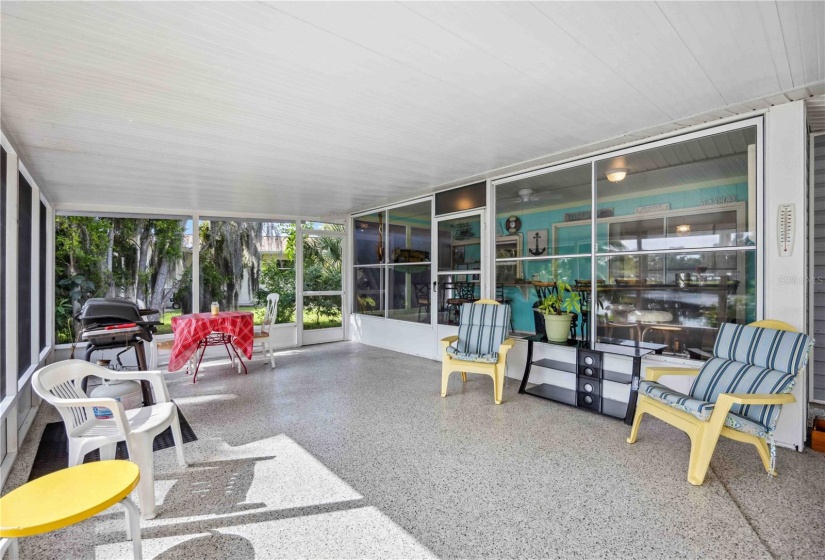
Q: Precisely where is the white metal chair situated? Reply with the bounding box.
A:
[252,293,279,368]
[32,360,187,520]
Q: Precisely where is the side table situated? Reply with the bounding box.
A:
[0,461,143,559]
[518,335,666,425]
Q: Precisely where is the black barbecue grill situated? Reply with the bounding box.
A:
[77,298,163,404]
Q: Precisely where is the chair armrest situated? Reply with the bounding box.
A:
[440,335,459,349]
[645,366,700,382]
[45,396,131,434]
[498,338,515,357]
[708,392,796,428]
[717,393,796,407]
[98,369,172,403]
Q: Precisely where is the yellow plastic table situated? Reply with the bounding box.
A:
[0,460,142,560]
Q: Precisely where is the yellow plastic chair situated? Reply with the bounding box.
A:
[441,299,515,404]
[627,320,813,485]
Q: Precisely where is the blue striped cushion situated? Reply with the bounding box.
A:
[689,357,795,429]
[712,324,813,374]
[455,303,510,358]
[640,380,715,421]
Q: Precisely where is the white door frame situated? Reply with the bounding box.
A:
[300,225,347,345]
[433,208,487,356]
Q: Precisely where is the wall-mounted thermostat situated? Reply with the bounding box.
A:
[777,203,795,257]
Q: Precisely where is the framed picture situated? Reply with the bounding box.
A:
[526,230,548,257]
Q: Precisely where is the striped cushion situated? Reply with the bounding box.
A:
[724,412,770,439]
[641,381,773,437]
[640,381,715,421]
[445,346,499,363]
[689,357,796,430]
[712,323,813,374]
[455,303,510,358]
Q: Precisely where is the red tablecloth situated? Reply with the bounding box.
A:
[169,312,254,372]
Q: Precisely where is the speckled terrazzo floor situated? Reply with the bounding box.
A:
[4,342,824,559]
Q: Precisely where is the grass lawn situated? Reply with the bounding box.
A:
[154,305,341,335]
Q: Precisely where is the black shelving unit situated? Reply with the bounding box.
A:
[517,335,665,425]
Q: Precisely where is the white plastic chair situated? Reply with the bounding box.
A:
[32,360,187,520]
[252,293,279,368]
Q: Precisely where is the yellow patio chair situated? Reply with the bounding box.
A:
[627,320,813,485]
[441,299,514,404]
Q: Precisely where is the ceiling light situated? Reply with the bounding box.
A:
[675,224,691,236]
[605,168,628,182]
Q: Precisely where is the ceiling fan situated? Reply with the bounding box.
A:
[506,188,562,204]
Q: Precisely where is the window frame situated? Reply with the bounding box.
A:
[492,117,764,346]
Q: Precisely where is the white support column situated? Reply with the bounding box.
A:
[191,214,200,313]
[764,100,808,450]
[46,202,55,352]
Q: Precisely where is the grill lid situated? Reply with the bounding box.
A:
[78,298,161,341]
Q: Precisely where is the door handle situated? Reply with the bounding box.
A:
[433,281,438,293]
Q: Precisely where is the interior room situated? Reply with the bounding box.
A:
[1,2,824,559]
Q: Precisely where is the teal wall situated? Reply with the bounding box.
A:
[496,181,750,333]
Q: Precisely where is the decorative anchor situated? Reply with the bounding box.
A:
[528,231,546,256]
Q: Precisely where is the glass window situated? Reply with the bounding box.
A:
[353,212,385,266]
[55,216,188,342]
[196,220,296,326]
[354,268,385,317]
[436,273,481,326]
[304,295,342,329]
[353,200,432,321]
[492,123,759,355]
[493,164,592,335]
[1,147,7,394]
[437,215,481,272]
[496,257,592,336]
[496,164,592,256]
[18,173,32,377]
[388,265,431,323]
[259,222,296,325]
[596,251,756,356]
[39,200,47,351]
[388,201,431,261]
[596,126,756,252]
[303,232,343,293]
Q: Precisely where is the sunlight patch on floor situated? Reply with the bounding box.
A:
[140,434,362,528]
[96,507,436,560]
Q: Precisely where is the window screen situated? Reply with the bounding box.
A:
[18,173,32,378]
[1,147,7,395]
[39,200,47,351]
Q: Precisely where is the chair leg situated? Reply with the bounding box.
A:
[686,422,724,486]
[752,437,773,475]
[129,436,158,520]
[494,366,505,405]
[99,442,118,461]
[441,362,452,398]
[68,439,87,467]
[461,372,467,382]
[626,409,645,444]
[170,409,187,467]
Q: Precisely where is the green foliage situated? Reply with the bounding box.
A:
[538,281,581,316]
[258,260,296,324]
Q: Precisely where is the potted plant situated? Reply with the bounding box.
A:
[538,280,581,342]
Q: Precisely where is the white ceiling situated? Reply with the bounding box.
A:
[1,1,823,219]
